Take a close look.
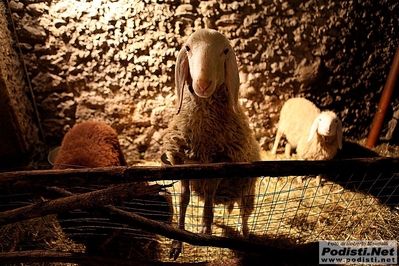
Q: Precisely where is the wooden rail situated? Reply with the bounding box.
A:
[0,157,397,265]
[1,158,399,192]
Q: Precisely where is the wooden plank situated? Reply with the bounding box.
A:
[0,158,399,192]
[0,183,164,226]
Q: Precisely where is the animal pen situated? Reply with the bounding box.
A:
[1,0,399,264]
[1,157,399,265]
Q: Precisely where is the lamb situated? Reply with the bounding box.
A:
[271,97,343,185]
[163,29,261,260]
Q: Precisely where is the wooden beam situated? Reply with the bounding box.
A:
[1,158,399,192]
[0,183,164,226]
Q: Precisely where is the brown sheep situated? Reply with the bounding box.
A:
[53,121,127,169]
[53,121,172,259]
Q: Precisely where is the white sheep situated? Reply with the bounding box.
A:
[271,97,343,185]
[163,29,261,260]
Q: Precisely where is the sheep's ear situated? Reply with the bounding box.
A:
[307,117,319,142]
[225,48,240,113]
[336,119,343,149]
[175,47,190,114]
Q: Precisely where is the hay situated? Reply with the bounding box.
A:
[0,215,83,253]
[160,177,399,263]
[155,145,399,263]
[1,140,399,265]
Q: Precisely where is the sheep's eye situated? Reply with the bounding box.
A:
[223,48,229,55]
[185,46,190,52]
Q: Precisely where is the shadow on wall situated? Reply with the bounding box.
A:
[299,1,399,141]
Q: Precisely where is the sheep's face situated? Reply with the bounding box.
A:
[317,112,340,137]
[308,110,343,149]
[175,29,240,114]
[185,30,231,98]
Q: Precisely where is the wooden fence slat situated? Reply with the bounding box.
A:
[0,184,164,226]
[1,158,399,192]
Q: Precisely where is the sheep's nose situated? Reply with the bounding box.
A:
[323,127,331,135]
[319,127,331,135]
[196,79,212,94]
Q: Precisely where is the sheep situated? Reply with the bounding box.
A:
[162,29,261,260]
[52,121,173,259]
[52,121,127,169]
[271,97,342,185]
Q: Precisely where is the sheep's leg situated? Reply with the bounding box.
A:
[315,174,325,186]
[200,179,221,234]
[298,175,323,186]
[271,130,282,155]
[178,179,191,231]
[296,175,304,185]
[240,193,255,237]
[285,143,292,158]
[170,179,190,260]
[298,175,322,186]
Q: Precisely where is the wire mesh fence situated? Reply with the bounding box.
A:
[0,158,399,265]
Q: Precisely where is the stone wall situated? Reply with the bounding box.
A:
[0,1,41,169]
[4,0,399,164]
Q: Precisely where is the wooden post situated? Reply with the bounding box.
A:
[366,44,399,148]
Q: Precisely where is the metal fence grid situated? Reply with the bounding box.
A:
[0,158,398,265]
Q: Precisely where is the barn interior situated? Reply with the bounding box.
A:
[0,0,399,265]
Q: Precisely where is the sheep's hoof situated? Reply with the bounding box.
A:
[316,175,321,186]
[242,226,249,237]
[200,224,212,234]
[169,240,182,260]
[296,176,304,185]
[161,153,172,165]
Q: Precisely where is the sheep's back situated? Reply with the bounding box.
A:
[278,98,320,148]
[53,121,126,169]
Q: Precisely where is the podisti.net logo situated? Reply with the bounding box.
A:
[319,240,397,264]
